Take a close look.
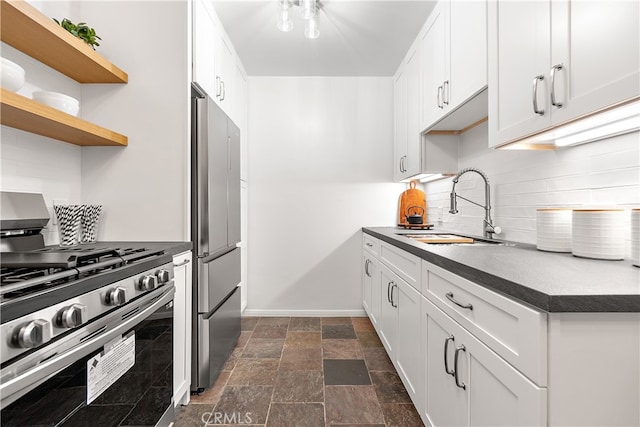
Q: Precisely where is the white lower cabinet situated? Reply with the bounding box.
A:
[378,262,398,356]
[173,250,192,407]
[364,238,422,406]
[394,278,422,405]
[364,234,640,426]
[362,252,380,328]
[422,296,545,427]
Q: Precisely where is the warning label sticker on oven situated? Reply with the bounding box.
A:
[86,332,135,404]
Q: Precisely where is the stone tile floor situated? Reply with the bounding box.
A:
[173,316,424,427]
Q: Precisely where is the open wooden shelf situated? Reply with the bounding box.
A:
[1,89,128,146]
[1,0,128,83]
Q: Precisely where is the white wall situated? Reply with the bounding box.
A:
[424,123,640,253]
[246,77,405,315]
[78,1,189,241]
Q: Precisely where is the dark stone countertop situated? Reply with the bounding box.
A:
[363,227,640,313]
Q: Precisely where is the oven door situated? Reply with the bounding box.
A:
[0,285,175,427]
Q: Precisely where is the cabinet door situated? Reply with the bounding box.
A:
[448,0,487,109]
[422,296,466,427]
[193,0,217,98]
[423,296,546,427]
[214,29,235,115]
[550,0,640,125]
[405,42,421,178]
[395,280,422,406]
[420,1,448,130]
[173,251,193,406]
[488,0,551,147]
[362,254,380,328]
[393,67,408,181]
[378,263,398,357]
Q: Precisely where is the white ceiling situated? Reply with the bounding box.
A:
[211,0,436,76]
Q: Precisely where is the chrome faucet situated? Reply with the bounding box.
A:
[449,167,501,239]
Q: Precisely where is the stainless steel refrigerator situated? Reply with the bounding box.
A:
[191,83,241,392]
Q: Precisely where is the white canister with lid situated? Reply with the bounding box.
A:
[632,209,640,267]
[571,209,626,260]
[536,208,572,252]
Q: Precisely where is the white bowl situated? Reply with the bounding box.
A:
[1,57,25,92]
[32,91,79,116]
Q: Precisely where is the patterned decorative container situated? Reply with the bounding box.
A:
[80,205,102,243]
[632,209,640,267]
[54,205,84,247]
[536,208,572,252]
[572,209,626,260]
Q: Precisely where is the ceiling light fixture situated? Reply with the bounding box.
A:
[277,0,321,39]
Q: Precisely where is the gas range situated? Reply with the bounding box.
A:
[1,243,173,366]
[0,192,176,412]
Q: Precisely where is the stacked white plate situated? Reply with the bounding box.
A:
[632,209,640,267]
[572,209,626,260]
[536,208,572,252]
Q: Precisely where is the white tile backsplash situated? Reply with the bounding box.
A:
[1,127,82,245]
[424,123,640,257]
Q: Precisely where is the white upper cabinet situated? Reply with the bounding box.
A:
[214,29,235,116]
[420,1,448,129]
[550,0,640,124]
[393,66,408,181]
[394,40,422,181]
[421,0,487,131]
[448,0,488,109]
[193,0,217,99]
[193,0,245,120]
[488,0,640,148]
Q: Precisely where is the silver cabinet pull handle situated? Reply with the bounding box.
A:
[532,75,545,115]
[550,64,563,108]
[402,156,407,173]
[387,281,393,303]
[437,85,444,109]
[399,157,404,173]
[444,335,455,376]
[443,80,449,105]
[390,284,398,308]
[174,259,191,267]
[454,345,466,389]
[365,242,373,248]
[220,81,226,101]
[216,76,222,98]
[364,259,371,277]
[446,292,473,310]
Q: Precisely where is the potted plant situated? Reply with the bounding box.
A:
[53,18,101,50]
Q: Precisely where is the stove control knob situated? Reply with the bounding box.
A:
[156,269,170,284]
[14,319,52,348]
[138,275,158,291]
[57,304,87,328]
[106,287,127,306]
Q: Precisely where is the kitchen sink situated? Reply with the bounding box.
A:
[398,233,516,247]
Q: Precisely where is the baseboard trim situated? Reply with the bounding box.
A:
[242,308,367,317]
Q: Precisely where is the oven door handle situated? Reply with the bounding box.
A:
[0,285,175,408]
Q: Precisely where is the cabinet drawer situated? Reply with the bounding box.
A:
[363,233,380,256]
[422,260,547,386]
[380,241,420,290]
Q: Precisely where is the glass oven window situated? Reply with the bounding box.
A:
[0,302,174,427]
